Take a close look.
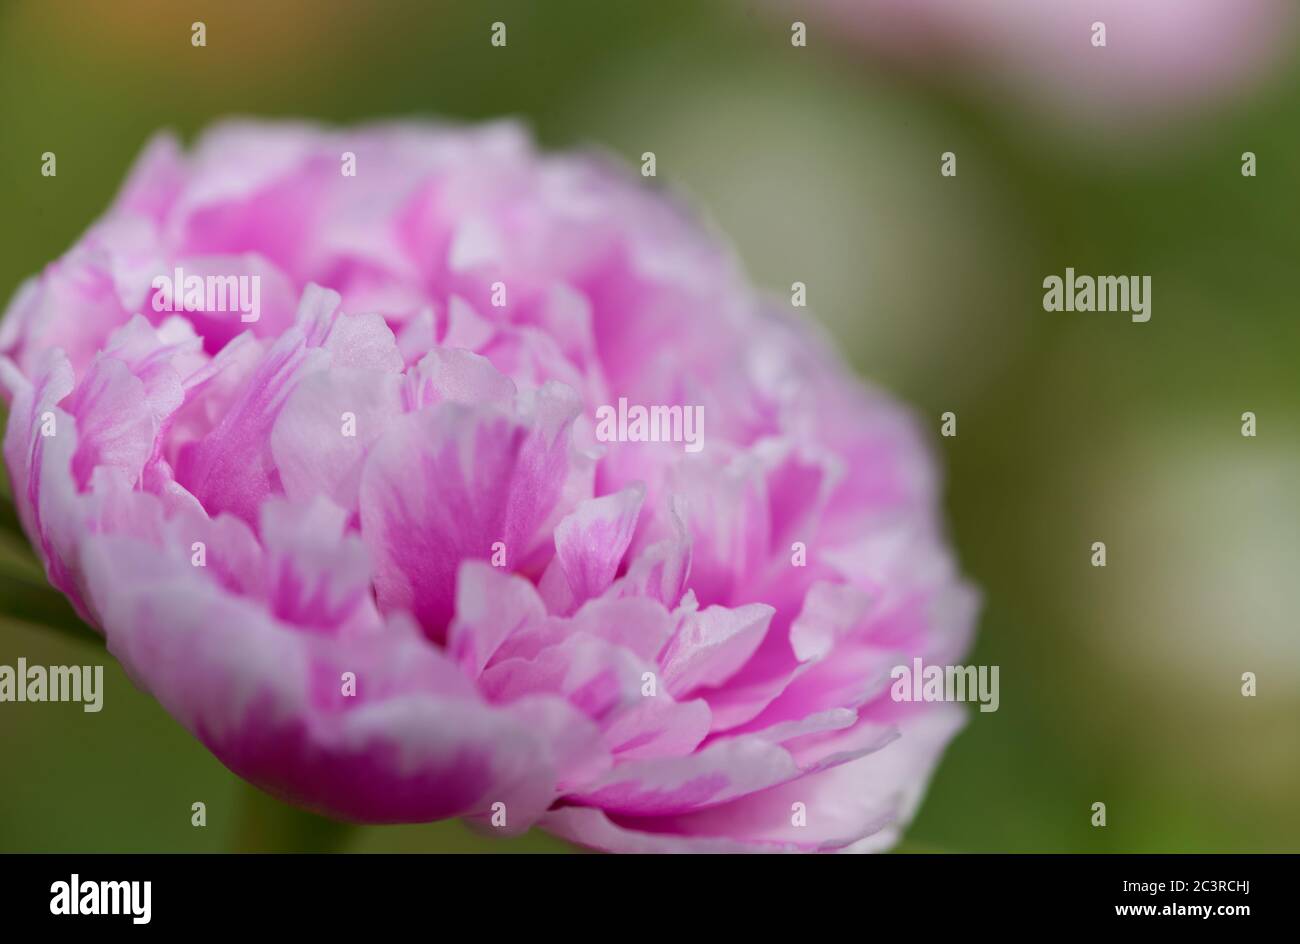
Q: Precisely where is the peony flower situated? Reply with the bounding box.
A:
[0,121,977,852]
[779,0,1296,120]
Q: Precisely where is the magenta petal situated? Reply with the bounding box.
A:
[542,806,782,854]
[271,366,403,515]
[65,358,155,490]
[788,580,874,663]
[1,352,89,609]
[81,531,574,827]
[567,596,674,664]
[660,602,774,698]
[565,735,798,816]
[360,385,583,640]
[606,495,692,608]
[554,706,963,853]
[404,347,516,412]
[550,485,644,614]
[100,314,203,425]
[478,632,653,719]
[601,694,712,761]
[258,497,382,634]
[175,326,328,526]
[447,561,548,679]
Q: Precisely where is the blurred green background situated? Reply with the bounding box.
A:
[1,0,1297,852]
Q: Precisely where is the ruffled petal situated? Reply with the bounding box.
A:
[359,384,585,639]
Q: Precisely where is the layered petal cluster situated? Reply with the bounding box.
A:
[0,121,977,852]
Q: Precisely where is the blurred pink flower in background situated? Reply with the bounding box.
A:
[785,0,1296,120]
[0,121,975,852]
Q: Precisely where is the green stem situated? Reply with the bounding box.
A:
[230,781,355,853]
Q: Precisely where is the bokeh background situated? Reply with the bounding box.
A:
[1,0,1297,852]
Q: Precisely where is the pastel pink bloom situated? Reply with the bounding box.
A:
[785,0,1296,118]
[0,121,977,852]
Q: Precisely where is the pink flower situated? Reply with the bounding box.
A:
[0,121,976,852]
[785,0,1296,119]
